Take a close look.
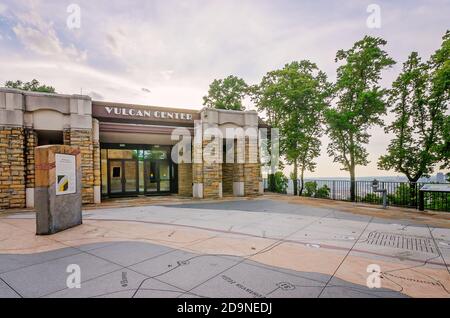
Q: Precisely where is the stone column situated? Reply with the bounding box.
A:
[233,138,245,196]
[192,120,203,199]
[201,109,223,199]
[244,136,261,196]
[243,112,261,197]
[92,119,101,204]
[202,137,222,199]
[63,128,71,145]
[25,129,37,208]
[67,96,95,204]
[178,163,193,197]
[0,127,26,209]
[69,129,94,204]
[0,90,26,209]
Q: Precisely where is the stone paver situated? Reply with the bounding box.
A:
[0,198,449,298]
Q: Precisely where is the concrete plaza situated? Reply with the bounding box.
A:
[0,196,449,298]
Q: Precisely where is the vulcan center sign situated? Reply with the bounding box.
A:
[104,106,194,121]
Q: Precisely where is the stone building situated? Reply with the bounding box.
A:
[0,88,264,209]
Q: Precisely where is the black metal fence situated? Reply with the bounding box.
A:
[296,180,450,212]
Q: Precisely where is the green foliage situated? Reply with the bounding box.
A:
[316,185,331,198]
[302,181,330,198]
[252,60,331,194]
[325,36,395,200]
[362,193,381,204]
[272,171,288,194]
[303,181,317,197]
[5,79,56,93]
[379,31,450,181]
[203,75,248,110]
[423,192,450,212]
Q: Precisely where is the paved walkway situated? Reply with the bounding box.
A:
[0,198,449,298]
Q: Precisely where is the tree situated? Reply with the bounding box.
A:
[326,36,395,201]
[431,31,450,169]
[438,115,450,169]
[252,61,331,195]
[5,79,56,93]
[203,75,248,110]
[379,31,449,184]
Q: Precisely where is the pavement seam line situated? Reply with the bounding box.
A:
[317,216,374,298]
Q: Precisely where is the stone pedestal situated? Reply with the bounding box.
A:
[35,145,82,235]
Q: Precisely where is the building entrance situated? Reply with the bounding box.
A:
[101,144,176,197]
[108,159,139,195]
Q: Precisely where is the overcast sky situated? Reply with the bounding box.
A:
[0,0,448,178]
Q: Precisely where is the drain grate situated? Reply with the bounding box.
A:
[366,231,436,254]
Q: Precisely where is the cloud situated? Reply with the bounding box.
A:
[11,8,87,62]
[87,91,104,101]
[0,3,7,15]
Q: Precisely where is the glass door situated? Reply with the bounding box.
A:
[144,160,158,193]
[144,160,172,194]
[109,160,123,194]
[108,159,139,195]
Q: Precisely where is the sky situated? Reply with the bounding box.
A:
[0,0,449,178]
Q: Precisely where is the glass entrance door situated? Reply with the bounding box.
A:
[108,159,138,195]
[144,160,172,194]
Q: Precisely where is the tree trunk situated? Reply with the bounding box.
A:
[268,174,275,192]
[350,166,356,202]
[299,169,305,196]
[408,177,420,208]
[293,160,298,196]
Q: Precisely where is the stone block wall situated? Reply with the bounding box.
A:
[93,141,101,190]
[0,127,26,209]
[67,129,95,204]
[25,129,37,189]
[178,163,193,197]
[222,164,234,195]
[203,163,222,198]
[244,137,261,196]
[202,138,222,199]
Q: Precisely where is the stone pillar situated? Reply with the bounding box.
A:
[192,163,203,198]
[243,112,261,197]
[63,128,71,145]
[25,129,37,208]
[233,164,245,197]
[244,136,260,196]
[67,96,95,205]
[92,119,101,204]
[178,163,193,197]
[0,90,26,209]
[233,139,245,196]
[0,127,26,209]
[202,133,222,199]
[192,121,203,199]
[200,110,223,199]
[222,163,234,195]
[69,129,94,204]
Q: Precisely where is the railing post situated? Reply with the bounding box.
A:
[332,180,336,200]
[419,190,425,211]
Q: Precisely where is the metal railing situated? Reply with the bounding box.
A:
[294,179,450,212]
